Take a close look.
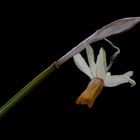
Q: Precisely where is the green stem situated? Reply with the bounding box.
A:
[0,63,57,119]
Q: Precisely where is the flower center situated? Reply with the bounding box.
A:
[76,78,104,108]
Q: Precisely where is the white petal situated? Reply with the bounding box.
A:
[123,71,133,77]
[104,74,136,87]
[85,44,96,77]
[96,48,107,79]
[106,72,111,77]
[73,53,93,79]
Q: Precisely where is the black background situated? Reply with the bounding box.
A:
[0,1,140,138]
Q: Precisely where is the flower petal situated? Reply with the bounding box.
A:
[104,74,136,87]
[106,72,111,77]
[85,44,96,77]
[96,48,107,79]
[73,53,93,79]
[123,71,133,77]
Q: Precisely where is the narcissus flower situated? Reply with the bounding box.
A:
[73,44,136,108]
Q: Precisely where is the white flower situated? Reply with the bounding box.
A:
[73,44,136,108]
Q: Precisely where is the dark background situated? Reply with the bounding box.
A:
[0,1,140,138]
